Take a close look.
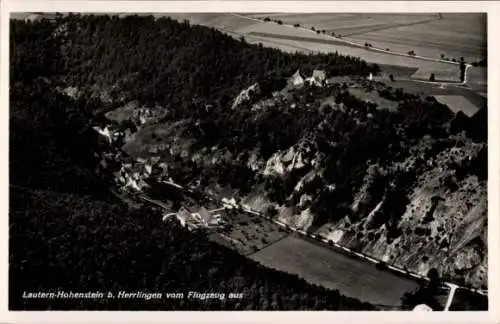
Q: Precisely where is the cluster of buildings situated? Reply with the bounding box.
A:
[93,124,173,193]
[104,101,167,126]
[112,156,173,192]
[287,69,328,88]
[234,68,375,112]
[92,102,172,193]
[163,205,227,231]
[93,116,230,231]
[288,69,374,89]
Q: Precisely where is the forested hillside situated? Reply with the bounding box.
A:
[10,187,374,310]
[9,14,381,310]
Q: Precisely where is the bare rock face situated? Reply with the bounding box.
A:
[262,139,316,177]
[308,134,487,288]
[232,83,261,109]
[298,194,313,209]
[263,151,287,176]
[277,206,314,230]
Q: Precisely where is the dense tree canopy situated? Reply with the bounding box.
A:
[10,187,373,310]
[9,14,383,311]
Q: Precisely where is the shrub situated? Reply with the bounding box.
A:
[266,205,278,217]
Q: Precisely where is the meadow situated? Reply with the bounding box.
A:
[247,13,486,63]
[165,13,470,82]
[209,208,290,256]
[250,235,420,307]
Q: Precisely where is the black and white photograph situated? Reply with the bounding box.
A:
[3,1,496,320]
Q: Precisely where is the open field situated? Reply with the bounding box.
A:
[410,65,461,82]
[385,79,486,109]
[164,13,464,82]
[347,87,400,111]
[449,288,489,310]
[250,235,420,306]
[467,67,487,91]
[345,14,486,63]
[434,95,481,117]
[249,13,438,36]
[209,208,289,256]
[248,13,486,63]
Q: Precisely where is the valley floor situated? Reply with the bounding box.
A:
[249,235,419,307]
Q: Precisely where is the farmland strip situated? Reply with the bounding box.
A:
[248,31,362,49]
[341,16,441,37]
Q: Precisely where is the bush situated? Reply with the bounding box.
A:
[266,205,278,217]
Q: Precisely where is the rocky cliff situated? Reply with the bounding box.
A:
[92,72,487,289]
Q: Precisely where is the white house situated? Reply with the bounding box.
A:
[306,69,327,87]
[288,69,305,87]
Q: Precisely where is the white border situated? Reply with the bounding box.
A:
[1,1,499,324]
